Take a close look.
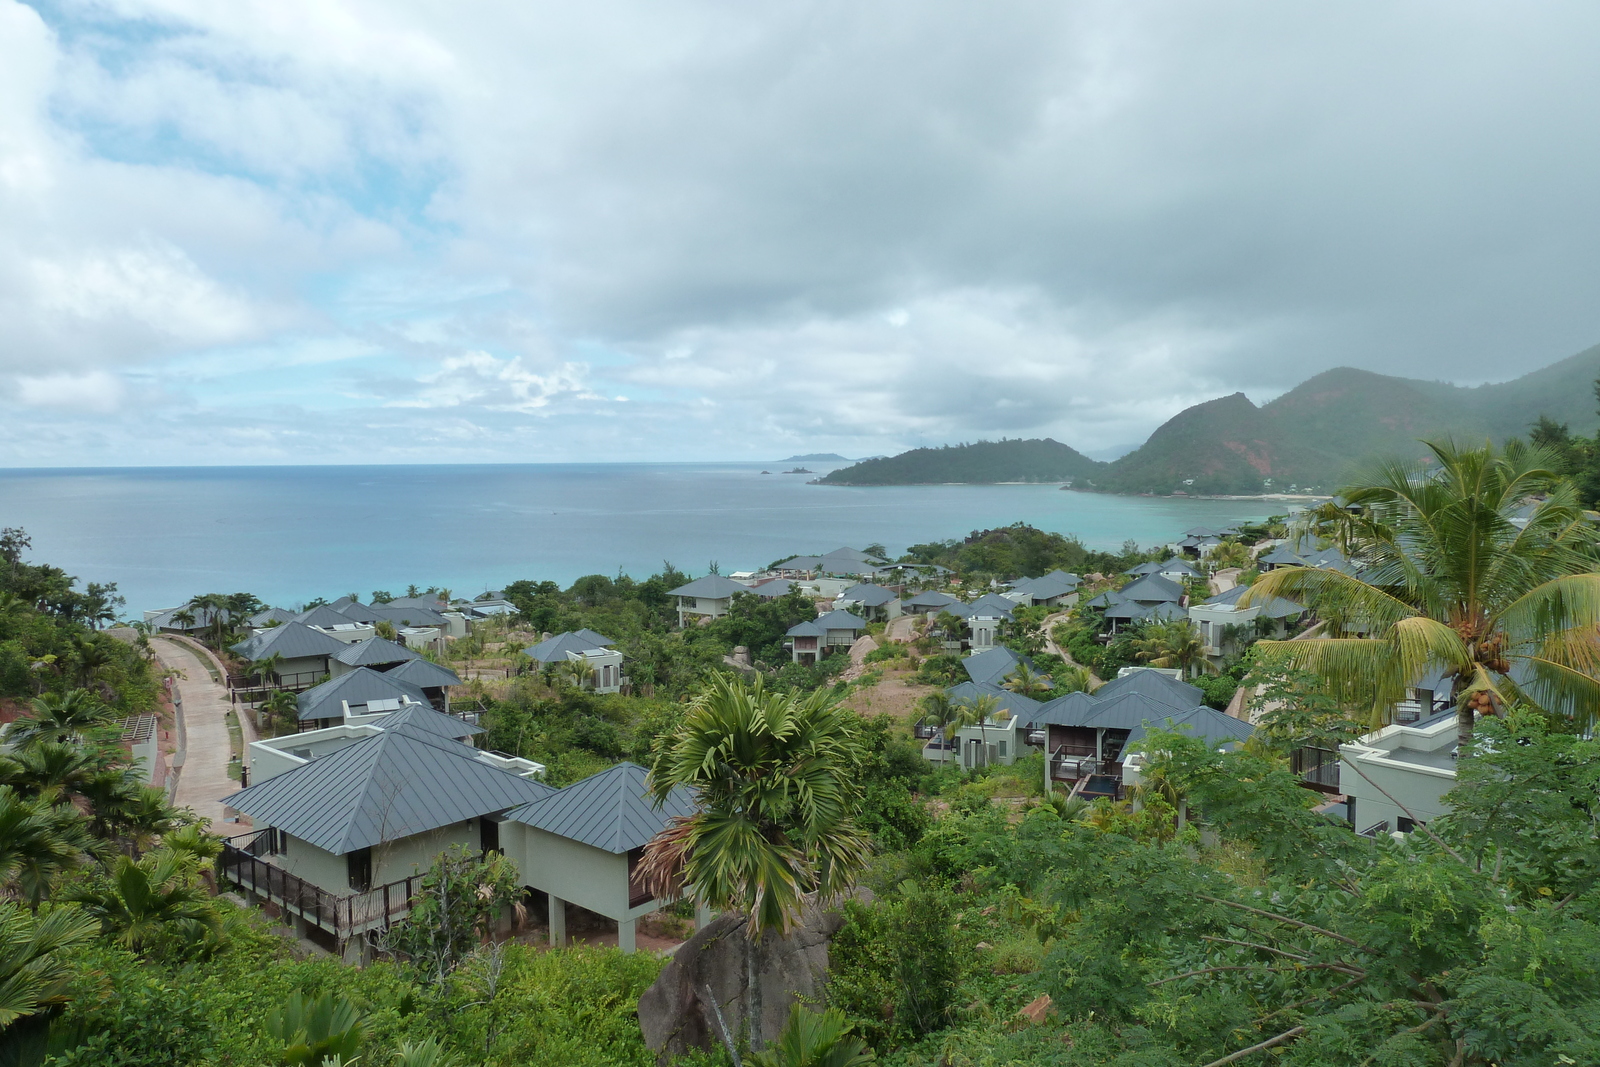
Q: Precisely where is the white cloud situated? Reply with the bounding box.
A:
[394,351,598,413]
[16,370,126,413]
[30,244,257,344]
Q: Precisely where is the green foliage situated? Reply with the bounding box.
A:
[385,846,520,986]
[1192,673,1237,710]
[828,882,964,1049]
[750,1003,875,1067]
[902,524,1153,584]
[818,439,1102,487]
[267,991,366,1066]
[64,850,225,960]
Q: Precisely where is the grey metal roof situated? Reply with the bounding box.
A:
[335,601,382,623]
[959,593,1017,619]
[1124,705,1255,748]
[786,619,827,637]
[1257,544,1306,566]
[1082,590,1123,610]
[297,667,432,722]
[1028,691,1101,728]
[837,583,898,606]
[505,761,698,854]
[812,609,867,631]
[374,703,484,739]
[232,621,347,663]
[1119,574,1185,604]
[249,608,296,627]
[905,590,960,609]
[523,630,617,664]
[367,604,450,627]
[222,723,554,855]
[333,637,421,667]
[944,681,1044,721]
[1208,584,1305,618]
[1042,570,1083,587]
[296,604,360,628]
[962,647,1043,687]
[1093,669,1204,710]
[385,657,462,689]
[1011,574,1077,603]
[669,575,755,599]
[744,579,797,598]
[1136,602,1189,623]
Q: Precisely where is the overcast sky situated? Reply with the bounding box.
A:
[4,1,1600,467]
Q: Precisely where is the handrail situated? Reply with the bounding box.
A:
[217,840,423,938]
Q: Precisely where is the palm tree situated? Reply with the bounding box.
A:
[1208,540,1252,572]
[0,902,100,1031]
[917,692,964,760]
[66,850,224,958]
[267,992,366,1067]
[955,692,1003,769]
[252,652,286,690]
[190,593,230,648]
[0,787,97,905]
[170,607,196,632]
[68,636,115,689]
[263,689,301,735]
[640,674,872,1051]
[1132,621,1213,677]
[1003,662,1051,698]
[0,743,106,802]
[555,658,593,691]
[1242,439,1600,746]
[6,689,115,748]
[1053,665,1093,694]
[751,1004,875,1067]
[375,620,398,642]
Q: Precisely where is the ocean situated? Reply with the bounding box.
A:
[0,464,1276,615]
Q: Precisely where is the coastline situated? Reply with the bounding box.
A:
[813,479,1322,503]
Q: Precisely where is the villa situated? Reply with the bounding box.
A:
[784,609,868,665]
[667,574,757,626]
[220,730,702,961]
[1004,570,1082,608]
[1338,709,1457,836]
[232,622,350,690]
[1084,573,1188,632]
[833,583,902,622]
[1188,584,1307,661]
[903,589,960,616]
[523,630,627,694]
[955,593,1017,650]
[1124,558,1203,584]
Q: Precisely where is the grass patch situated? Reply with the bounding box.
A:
[224,709,243,780]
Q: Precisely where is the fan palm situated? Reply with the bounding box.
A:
[267,991,366,1067]
[66,850,223,958]
[0,901,100,1029]
[0,743,107,802]
[0,787,97,905]
[640,673,871,1050]
[6,689,115,749]
[1241,439,1600,746]
[750,1003,875,1067]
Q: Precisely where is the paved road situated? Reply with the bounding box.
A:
[152,637,244,830]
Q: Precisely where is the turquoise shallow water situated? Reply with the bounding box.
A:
[0,464,1274,614]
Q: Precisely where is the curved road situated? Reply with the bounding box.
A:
[152,637,248,830]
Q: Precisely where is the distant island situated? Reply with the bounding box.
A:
[817,342,1600,495]
[818,438,1101,485]
[779,453,851,463]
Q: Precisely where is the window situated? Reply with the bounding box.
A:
[998,740,1008,759]
[347,848,372,892]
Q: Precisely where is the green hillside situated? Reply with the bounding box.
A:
[818,438,1105,485]
[812,343,1600,494]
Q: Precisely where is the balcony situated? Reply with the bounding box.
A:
[218,831,422,940]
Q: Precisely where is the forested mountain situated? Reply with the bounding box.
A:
[817,438,1105,485]
[819,342,1600,494]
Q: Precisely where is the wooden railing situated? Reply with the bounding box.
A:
[218,832,423,938]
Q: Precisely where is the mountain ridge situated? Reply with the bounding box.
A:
[817,342,1600,494]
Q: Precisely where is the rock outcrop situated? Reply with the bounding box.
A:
[637,894,866,1061]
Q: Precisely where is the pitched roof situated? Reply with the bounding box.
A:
[812,609,868,631]
[366,604,449,627]
[248,608,296,627]
[1011,574,1077,602]
[1206,584,1305,618]
[332,636,421,668]
[944,681,1044,721]
[232,621,347,663]
[958,593,1017,619]
[962,646,1044,687]
[1124,704,1255,748]
[905,590,960,609]
[386,657,463,689]
[1118,574,1185,604]
[786,619,827,637]
[374,702,484,739]
[1082,589,1123,610]
[669,575,754,599]
[837,583,898,607]
[1042,570,1083,587]
[523,630,618,664]
[505,761,698,854]
[746,579,798,598]
[1093,669,1204,709]
[1028,691,1101,727]
[1257,544,1307,566]
[222,724,553,855]
[297,667,431,722]
[296,604,360,628]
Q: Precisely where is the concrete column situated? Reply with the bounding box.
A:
[618,918,636,954]
[341,936,365,966]
[696,903,713,929]
[548,894,567,947]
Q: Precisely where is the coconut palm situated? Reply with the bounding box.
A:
[263,689,301,735]
[1053,665,1093,694]
[1132,620,1213,677]
[189,593,230,648]
[65,850,224,958]
[1242,438,1600,746]
[0,787,97,905]
[917,691,964,758]
[956,692,1003,768]
[170,607,196,632]
[640,673,871,1050]
[1003,662,1051,698]
[6,689,115,748]
[251,652,286,689]
[0,901,100,1029]
[1208,540,1252,572]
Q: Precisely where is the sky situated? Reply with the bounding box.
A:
[4,1,1600,467]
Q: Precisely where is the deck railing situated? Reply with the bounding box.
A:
[217,832,423,938]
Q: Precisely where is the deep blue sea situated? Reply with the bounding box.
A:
[0,464,1276,615]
